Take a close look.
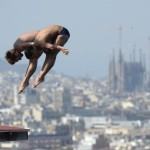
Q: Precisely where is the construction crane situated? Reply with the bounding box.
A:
[99,25,133,50]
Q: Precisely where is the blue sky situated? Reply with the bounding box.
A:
[1,0,150,79]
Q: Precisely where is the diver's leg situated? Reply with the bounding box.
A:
[43,35,69,55]
[33,53,57,88]
[33,35,69,88]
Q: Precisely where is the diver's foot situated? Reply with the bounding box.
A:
[18,82,29,94]
[33,76,44,88]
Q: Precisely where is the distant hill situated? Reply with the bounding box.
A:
[0,59,40,74]
[0,58,55,75]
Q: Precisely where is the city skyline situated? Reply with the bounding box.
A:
[0,64,150,149]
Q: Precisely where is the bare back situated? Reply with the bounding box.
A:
[34,25,63,46]
[13,30,40,52]
[14,30,40,46]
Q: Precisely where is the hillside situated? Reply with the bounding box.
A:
[0,59,38,74]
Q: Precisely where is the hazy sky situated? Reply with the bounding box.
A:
[1,0,150,79]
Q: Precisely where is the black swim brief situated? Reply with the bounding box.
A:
[59,27,70,37]
[24,45,34,59]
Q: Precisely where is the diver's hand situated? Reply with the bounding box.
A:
[57,46,69,55]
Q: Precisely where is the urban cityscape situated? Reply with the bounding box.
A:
[0,47,150,150]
